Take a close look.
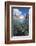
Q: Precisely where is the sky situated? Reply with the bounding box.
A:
[12,7,30,16]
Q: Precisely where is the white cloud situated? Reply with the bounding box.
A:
[29,7,32,15]
[13,9,22,16]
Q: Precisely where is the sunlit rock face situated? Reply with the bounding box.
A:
[13,14,26,24]
[13,14,25,20]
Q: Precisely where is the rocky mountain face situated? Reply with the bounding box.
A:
[12,14,29,36]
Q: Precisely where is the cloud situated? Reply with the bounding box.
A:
[13,9,22,16]
[29,8,32,15]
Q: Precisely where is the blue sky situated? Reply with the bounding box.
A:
[16,7,30,15]
[13,7,30,16]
